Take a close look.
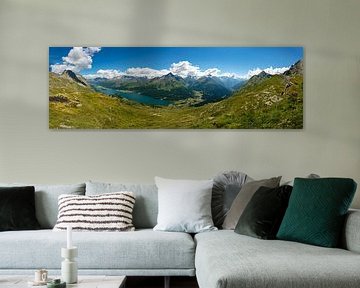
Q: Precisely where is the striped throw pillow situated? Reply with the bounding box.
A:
[53,192,136,231]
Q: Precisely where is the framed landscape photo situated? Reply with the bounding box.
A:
[49,47,303,129]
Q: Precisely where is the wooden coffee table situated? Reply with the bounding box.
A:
[0,275,126,288]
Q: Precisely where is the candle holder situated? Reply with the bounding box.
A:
[61,247,78,284]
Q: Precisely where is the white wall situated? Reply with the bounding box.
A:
[0,0,359,207]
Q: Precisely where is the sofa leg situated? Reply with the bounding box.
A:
[164,276,170,288]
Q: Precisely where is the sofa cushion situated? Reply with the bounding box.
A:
[0,183,86,228]
[195,230,360,288]
[53,192,136,232]
[222,176,281,229]
[0,186,40,231]
[277,178,357,247]
[342,209,360,253]
[154,177,216,233]
[234,185,292,239]
[86,181,158,229]
[0,229,195,271]
[212,171,250,228]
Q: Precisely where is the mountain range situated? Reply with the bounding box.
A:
[49,59,303,129]
[55,60,302,108]
[88,72,245,103]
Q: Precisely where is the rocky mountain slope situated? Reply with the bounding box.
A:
[62,70,88,86]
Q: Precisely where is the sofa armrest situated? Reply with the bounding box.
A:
[342,209,360,253]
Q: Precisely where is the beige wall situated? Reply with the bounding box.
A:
[0,0,359,207]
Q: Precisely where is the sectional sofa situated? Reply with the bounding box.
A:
[0,181,360,288]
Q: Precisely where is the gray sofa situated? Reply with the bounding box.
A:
[195,215,360,288]
[0,181,360,288]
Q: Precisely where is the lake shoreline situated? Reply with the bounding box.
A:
[91,85,172,106]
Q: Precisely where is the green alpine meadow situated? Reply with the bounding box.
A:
[49,47,303,129]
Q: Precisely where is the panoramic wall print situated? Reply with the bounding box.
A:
[49,47,303,129]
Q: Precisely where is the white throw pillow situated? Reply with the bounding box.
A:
[153,177,217,233]
[53,192,135,232]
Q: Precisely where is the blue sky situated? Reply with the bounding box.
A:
[49,47,303,79]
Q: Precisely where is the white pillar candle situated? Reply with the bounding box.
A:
[67,225,72,249]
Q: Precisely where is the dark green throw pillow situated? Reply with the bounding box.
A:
[235,185,292,239]
[277,178,357,247]
[0,186,41,231]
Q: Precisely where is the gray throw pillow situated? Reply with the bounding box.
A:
[86,181,158,229]
[153,177,217,233]
[222,176,281,230]
[0,183,85,228]
[283,173,320,186]
[212,171,251,228]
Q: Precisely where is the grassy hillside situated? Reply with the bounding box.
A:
[49,72,303,129]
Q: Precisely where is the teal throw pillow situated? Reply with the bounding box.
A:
[277,178,357,247]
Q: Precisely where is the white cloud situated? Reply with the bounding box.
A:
[62,47,92,71]
[50,47,101,74]
[169,61,241,79]
[243,68,263,79]
[84,64,240,80]
[51,50,290,81]
[125,67,170,78]
[169,61,201,78]
[84,47,101,55]
[84,69,123,80]
[219,72,242,78]
[243,66,290,79]
[203,68,221,77]
[50,64,74,74]
[264,66,289,75]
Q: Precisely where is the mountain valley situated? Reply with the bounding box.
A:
[49,60,303,129]
[88,72,243,104]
